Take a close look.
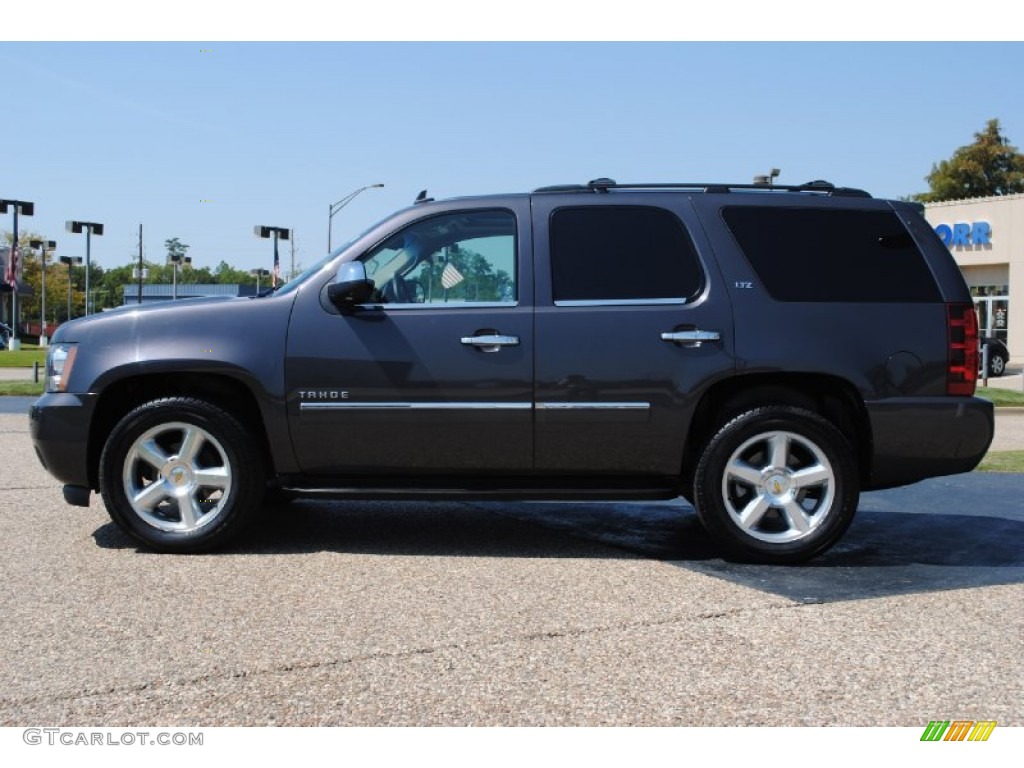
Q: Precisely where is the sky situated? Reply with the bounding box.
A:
[2,12,1024,276]
[2,8,1023,763]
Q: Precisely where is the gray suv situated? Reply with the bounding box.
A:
[30,179,994,562]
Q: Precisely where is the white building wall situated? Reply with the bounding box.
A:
[925,193,1024,361]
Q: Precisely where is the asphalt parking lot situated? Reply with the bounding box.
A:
[0,404,1021,727]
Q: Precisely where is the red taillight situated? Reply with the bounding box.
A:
[947,303,978,396]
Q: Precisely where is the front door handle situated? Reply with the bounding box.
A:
[461,333,520,352]
[661,329,721,348]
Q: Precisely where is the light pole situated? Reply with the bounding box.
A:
[29,239,56,347]
[250,268,270,294]
[328,184,383,253]
[254,226,290,288]
[168,254,192,300]
[1,198,34,350]
[753,168,781,187]
[59,256,83,321]
[65,220,103,315]
[136,224,144,305]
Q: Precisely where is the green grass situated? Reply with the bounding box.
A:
[976,451,1024,473]
[976,388,1024,407]
[0,345,47,368]
[0,381,44,396]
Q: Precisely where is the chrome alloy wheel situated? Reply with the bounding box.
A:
[121,421,233,533]
[720,430,836,544]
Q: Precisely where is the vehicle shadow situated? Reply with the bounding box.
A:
[478,495,1024,602]
[91,498,692,561]
[478,486,1024,601]
[93,473,1024,603]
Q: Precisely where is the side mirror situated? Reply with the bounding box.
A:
[328,261,375,309]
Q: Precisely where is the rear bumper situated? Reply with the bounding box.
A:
[865,396,995,490]
[29,392,98,489]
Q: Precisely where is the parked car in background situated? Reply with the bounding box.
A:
[0,322,12,349]
[981,337,1010,377]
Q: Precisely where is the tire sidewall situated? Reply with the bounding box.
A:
[694,406,858,564]
[99,397,264,553]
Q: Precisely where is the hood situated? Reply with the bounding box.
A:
[52,295,252,343]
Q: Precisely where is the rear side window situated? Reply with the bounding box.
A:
[722,206,941,302]
[550,206,704,304]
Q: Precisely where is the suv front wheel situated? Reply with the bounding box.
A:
[693,406,858,564]
[99,397,265,553]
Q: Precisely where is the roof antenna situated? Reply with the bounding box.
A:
[414,189,433,204]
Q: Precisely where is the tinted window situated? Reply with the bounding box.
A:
[722,206,941,302]
[362,210,516,305]
[550,206,703,303]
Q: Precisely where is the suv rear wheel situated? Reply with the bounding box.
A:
[99,397,265,552]
[693,406,858,563]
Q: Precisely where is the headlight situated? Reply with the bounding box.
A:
[46,343,78,393]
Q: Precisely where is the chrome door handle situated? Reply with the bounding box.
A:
[661,329,720,347]
[461,334,520,352]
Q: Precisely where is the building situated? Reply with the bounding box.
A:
[924,193,1022,360]
[120,283,258,305]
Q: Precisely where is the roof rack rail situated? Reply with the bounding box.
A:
[531,178,872,198]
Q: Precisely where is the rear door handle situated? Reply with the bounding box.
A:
[661,329,721,348]
[461,333,520,352]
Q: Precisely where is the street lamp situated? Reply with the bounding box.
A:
[59,256,83,321]
[1,198,35,350]
[29,239,56,347]
[250,268,270,294]
[753,168,781,187]
[168,254,192,300]
[65,220,103,316]
[328,184,383,253]
[254,226,289,288]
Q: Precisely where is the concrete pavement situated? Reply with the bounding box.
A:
[0,366,40,382]
[0,409,1022,727]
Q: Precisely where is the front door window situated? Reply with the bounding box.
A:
[361,210,517,306]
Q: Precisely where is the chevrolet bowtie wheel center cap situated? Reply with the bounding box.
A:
[164,463,193,490]
[763,472,792,502]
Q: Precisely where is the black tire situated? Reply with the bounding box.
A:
[99,397,266,553]
[988,353,1006,377]
[693,406,859,564]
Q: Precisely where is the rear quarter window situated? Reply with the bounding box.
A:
[721,206,941,302]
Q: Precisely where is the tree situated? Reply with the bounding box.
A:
[165,237,190,262]
[913,119,1024,202]
[2,230,86,327]
[213,261,258,285]
[100,263,136,307]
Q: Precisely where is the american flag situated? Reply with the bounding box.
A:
[4,245,19,289]
[441,262,464,290]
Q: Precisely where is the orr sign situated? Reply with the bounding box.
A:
[934,221,992,248]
